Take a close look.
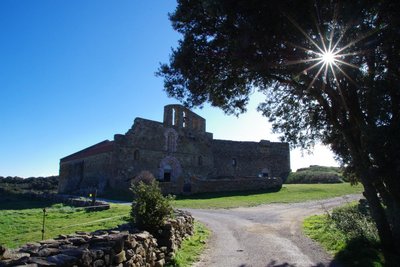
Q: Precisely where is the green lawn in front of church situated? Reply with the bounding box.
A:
[173,183,363,209]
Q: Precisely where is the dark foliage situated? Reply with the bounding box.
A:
[0,176,59,194]
[331,200,379,242]
[158,0,400,261]
[287,165,343,184]
[130,181,174,234]
[330,201,383,266]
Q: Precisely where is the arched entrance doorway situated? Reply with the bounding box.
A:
[159,156,182,182]
[163,164,172,182]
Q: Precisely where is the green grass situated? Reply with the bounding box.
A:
[0,203,131,248]
[168,221,210,267]
[173,183,363,209]
[303,206,384,267]
[303,214,347,253]
[1,183,362,251]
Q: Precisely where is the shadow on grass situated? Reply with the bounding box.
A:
[0,192,57,210]
[100,189,134,202]
[174,187,282,201]
[334,237,384,267]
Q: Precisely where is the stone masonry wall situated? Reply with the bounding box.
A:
[58,104,290,195]
[211,140,290,180]
[112,117,214,193]
[159,176,282,195]
[59,152,113,195]
[0,211,194,267]
[190,176,283,194]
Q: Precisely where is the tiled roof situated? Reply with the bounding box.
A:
[60,140,114,163]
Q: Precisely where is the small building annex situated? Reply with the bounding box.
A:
[58,105,290,195]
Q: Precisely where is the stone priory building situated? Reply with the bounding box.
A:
[58,105,290,195]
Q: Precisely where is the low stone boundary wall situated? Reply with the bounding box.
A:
[160,176,283,195]
[0,210,194,267]
[191,176,282,194]
[15,192,111,211]
[56,195,110,211]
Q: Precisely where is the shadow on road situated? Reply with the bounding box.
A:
[237,259,343,267]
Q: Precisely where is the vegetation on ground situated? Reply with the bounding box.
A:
[173,183,363,209]
[159,0,400,262]
[0,176,58,195]
[130,180,174,234]
[0,203,130,249]
[1,183,361,253]
[286,165,344,184]
[168,221,210,267]
[303,201,384,266]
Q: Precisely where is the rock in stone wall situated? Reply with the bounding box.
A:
[0,211,193,267]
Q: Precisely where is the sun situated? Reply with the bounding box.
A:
[321,50,336,65]
[283,14,368,90]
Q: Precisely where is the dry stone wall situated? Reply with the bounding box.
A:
[190,176,283,194]
[0,211,194,267]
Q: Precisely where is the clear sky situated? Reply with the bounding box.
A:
[0,0,338,178]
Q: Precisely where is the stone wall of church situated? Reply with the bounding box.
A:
[190,176,283,194]
[58,105,290,196]
[111,117,214,193]
[58,152,113,195]
[211,140,290,180]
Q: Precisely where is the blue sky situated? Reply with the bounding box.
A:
[0,0,337,177]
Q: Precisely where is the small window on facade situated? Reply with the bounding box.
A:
[261,168,269,178]
[183,111,186,128]
[134,150,140,160]
[198,156,203,166]
[172,108,176,126]
[232,158,237,167]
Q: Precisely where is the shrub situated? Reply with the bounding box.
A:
[130,180,174,234]
[330,200,379,243]
[286,165,343,184]
[304,201,383,267]
[132,170,156,185]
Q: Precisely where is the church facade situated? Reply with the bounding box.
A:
[58,105,290,195]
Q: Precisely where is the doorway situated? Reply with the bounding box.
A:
[163,171,171,182]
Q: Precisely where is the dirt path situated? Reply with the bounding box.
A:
[185,194,361,267]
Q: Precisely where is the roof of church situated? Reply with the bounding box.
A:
[60,140,114,163]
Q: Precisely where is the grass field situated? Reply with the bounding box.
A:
[173,183,363,209]
[303,205,384,266]
[0,203,131,248]
[0,183,362,249]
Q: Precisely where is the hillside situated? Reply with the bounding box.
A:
[286,165,344,184]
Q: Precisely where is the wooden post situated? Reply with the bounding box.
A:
[91,189,97,206]
[41,208,46,240]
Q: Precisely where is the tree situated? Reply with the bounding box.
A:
[158,0,400,262]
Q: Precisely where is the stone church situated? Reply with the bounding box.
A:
[58,105,290,195]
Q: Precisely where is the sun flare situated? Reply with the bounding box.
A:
[321,50,336,65]
[283,13,371,90]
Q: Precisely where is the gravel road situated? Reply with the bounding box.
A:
[185,194,362,267]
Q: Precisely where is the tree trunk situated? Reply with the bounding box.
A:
[360,175,400,265]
